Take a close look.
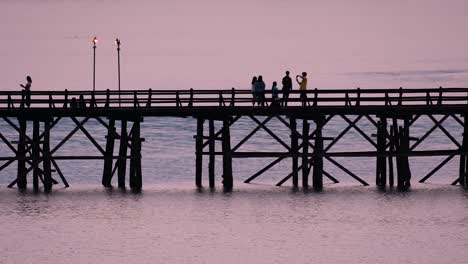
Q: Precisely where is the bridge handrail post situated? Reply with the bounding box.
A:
[63,89,68,109]
[230,88,235,107]
[189,88,194,108]
[146,88,152,107]
[345,92,350,106]
[437,86,443,105]
[7,93,14,110]
[133,91,140,109]
[219,91,225,107]
[398,87,403,106]
[356,87,361,106]
[105,89,110,108]
[49,92,55,108]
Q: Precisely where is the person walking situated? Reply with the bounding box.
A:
[251,76,257,106]
[20,76,32,107]
[281,71,292,106]
[296,72,308,106]
[255,75,266,106]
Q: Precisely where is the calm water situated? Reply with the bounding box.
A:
[1,0,468,263]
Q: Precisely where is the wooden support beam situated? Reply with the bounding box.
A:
[195,118,204,187]
[129,118,142,190]
[249,115,291,151]
[244,157,285,183]
[340,115,377,148]
[302,120,310,187]
[325,156,369,186]
[202,115,241,148]
[290,118,299,187]
[16,118,27,189]
[410,115,449,150]
[388,126,395,186]
[312,117,324,190]
[32,120,40,191]
[221,119,233,190]
[232,116,273,152]
[70,116,105,155]
[118,120,128,188]
[376,118,387,187]
[43,119,52,191]
[461,115,468,188]
[102,118,116,187]
[419,154,455,183]
[208,119,215,188]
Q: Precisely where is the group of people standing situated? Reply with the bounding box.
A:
[251,71,308,107]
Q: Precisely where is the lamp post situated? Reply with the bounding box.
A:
[116,38,121,107]
[92,36,98,92]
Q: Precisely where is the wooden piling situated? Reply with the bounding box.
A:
[208,119,215,188]
[290,118,298,187]
[312,117,324,190]
[388,126,395,187]
[302,120,310,187]
[376,118,387,187]
[222,119,233,189]
[118,120,128,188]
[32,120,40,191]
[461,114,468,188]
[195,118,204,187]
[129,118,142,190]
[16,118,27,189]
[102,118,115,187]
[43,119,52,191]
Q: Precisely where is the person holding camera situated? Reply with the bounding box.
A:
[296,72,308,106]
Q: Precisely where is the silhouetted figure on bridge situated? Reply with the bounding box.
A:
[20,76,32,108]
[281,71,292,106]
[271,81,280,107]
[255,75,266,106]
[296,72,308,106]
[251,76,257,106]
[70,97,77,109]
[78,95,86,108]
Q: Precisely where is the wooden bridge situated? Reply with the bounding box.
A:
[1,87,468,192]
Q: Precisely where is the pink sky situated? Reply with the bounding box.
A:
[1,0,467,90]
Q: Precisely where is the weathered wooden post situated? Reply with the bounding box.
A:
[32,120,40,191]
[195,118,204,187]
[43,119,52,191]
[312,116,324,191]
[376,117,387,187]
[222,118,233,190]
[129,118,142,190]
[208,119,215,188]
[388,126,395,187]
[460,114,468,187]
[302,120,310,187]
[102,118,116,187]
[118,120,128,188]
[290,118,298,187]
[17,118,27,189]
[396,118,411,191]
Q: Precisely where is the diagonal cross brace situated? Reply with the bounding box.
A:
[70,116,105,155]
[249,115,291,151]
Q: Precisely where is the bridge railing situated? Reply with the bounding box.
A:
[0,87,468,109]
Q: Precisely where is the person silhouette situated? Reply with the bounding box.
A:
[255,75,266,106]
[78,95,86,108]
[281,71,292,106]
[251,76,257,106]
[271,81,280,107]
[20,76,32,107]
[296,72,308,105]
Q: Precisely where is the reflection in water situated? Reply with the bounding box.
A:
[1,185,468,263]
